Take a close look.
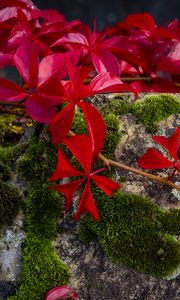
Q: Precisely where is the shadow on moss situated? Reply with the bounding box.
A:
[79,187,180,279]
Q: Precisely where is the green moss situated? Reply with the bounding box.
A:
[132,94,180,132]
[157,209,180,236]
[10,137,70,300]
[0,114,16,143]
[8,233,70,300]
[0,180,23,231]
[79,188,180,278]
[26,183,63,239]
[72,110,121,156]
[17,140,57,183]
[101,98,132,117]
[0,160,12,181]
[103,113,121,155]
[0,142,29,167]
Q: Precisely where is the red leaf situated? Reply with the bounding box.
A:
[64,134,93,173]
[89,72,137,96]
[45,285,78,300]
[14,39,38,90]
[38,51,80,86]
[48,148,83,181]
[25,94,56,124]
[118,12,156,32]
[138,148,174,170]
[79,102,106,158]
[152,127,180,161]
[91,175,121,197]
[92,48,120,76]
[66,59,92,90]
[0,78,27,101]
[48,179,83,212]
[0,52,13,68]
[49,103,75,145]
[74,181,100,221]
[51,32,89,48]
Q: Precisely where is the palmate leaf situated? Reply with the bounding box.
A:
[14,38,39,90]
[74,180,100,221]
[152,127,180,161]
[0,78,28,101]
[48,135,121,221]
[91,175,121,197]
[138,126,180,172]
[79,102,107,159]
[64,134,93,174]
[138,148,174,170]
[49,179,83,212]
[49,103,75,145]
[48,147,83,181]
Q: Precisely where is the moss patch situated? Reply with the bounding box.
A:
[101,97,132,116]
[79,188,180,279]
[132,94,180,132]
[9,138,70,300]
[8,234,70,300]
[0,180,23,232]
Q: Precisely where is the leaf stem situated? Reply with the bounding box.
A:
[99,153,180,190]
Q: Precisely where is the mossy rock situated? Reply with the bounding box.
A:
[0,180,23,232]
[26,183,63,239]
[8,234,70,300]
[17,140,57,183]
[0,114,16,144]
[100,97,132,116]
[72,110,121,155]
[79,188,180,279]
[132,94,180,132]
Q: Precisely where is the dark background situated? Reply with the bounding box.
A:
[34,0,180,29]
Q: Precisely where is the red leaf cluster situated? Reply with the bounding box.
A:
[48,134,120,220]
[138,126,180,177]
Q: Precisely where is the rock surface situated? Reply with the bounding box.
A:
[56,216,180,300]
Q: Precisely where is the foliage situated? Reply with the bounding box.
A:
[138,126,180,178]
[79,188,180,278]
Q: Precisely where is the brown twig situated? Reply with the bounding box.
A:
[99,153,180,190]
[68,131,180,191]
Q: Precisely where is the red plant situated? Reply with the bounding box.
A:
[138,126,180,178]
[48,134,120,220]
[45,285,78,300]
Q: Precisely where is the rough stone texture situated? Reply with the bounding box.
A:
[0,215,25,283]
[56,216,180,300]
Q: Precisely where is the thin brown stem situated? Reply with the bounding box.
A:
[69,130,180,190]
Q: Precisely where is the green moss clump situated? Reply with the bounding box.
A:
[0,143,29,167]
[157,209,180,236]
[101,98,132,117]
[132,94,180,132]
[8,234,70,300]
[103,113,121,155]
[17,140,57,183]
[10,138,71,300]
[72,110,121,156]
[79,188,180,278]
[0,180,23,231]
[0,114,16,143]
[26,183,63,239]
[0,160,12,181]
